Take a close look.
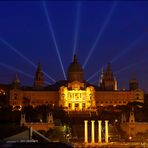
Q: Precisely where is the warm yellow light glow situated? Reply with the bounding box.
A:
[105,120,109,143]
[91,120,95,143]
[72,103,75,110]
[59,81,96,112]
[98,120,102,143]
[114,79,118,90]
[84,120,88,143]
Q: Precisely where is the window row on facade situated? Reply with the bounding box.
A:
[96,100,128,105]
[10,100,57,106]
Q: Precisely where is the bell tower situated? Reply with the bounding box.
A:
[34,63,44,88]
[129,76,139,91]
[102,63,117,90]
[12,74,20,89]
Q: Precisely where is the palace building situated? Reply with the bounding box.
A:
[1,54,144,111]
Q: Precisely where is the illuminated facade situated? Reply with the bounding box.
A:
[1,54,144,111]
[59,81,96,111]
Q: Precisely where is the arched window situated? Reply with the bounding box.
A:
[14,93,17,100]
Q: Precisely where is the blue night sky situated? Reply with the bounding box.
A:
[0,1,148,92]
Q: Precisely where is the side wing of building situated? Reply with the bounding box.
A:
[9,89,60,108]
[95,89,144,107]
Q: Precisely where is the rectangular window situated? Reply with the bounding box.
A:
[82,103,85,108]
[75,103,79,107]
[69,103,71,108]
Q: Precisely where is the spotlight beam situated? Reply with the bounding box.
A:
[72,1,81,60]
[0,62,34,79]
[83,1,117,69]
[42,71,55,83]
[90,57,147,84]
[87,64,107,82]
[0,62,51,85]
[91,79,99,85]
[87,33,145,82]
[115,58,147,75]
[0,38,36,68]
[42,1,66,80]
[87,70,100,82]
[111,34,144,63]
[0,38,56,82]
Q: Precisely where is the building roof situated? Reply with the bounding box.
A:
[67,54,83,73]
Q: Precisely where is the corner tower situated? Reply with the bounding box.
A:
[129,76,139,91]
[34,63,44,88]
[101,63,117,90]
[12,74,20,89]
[67,54,84,82]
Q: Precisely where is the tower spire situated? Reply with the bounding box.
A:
[102,63,117,90]
[34,63,44,89]
[105,63,114,80]
[99,65,104,87]
[73,54,78,63]
[129,74,138,90]
[12,74,20,89]
[37,62,41,72]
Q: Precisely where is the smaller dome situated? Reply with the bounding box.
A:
[68,54,83,73]
[67,54,84,82]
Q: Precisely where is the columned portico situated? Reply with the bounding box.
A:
[105,120,109,143]
[84,120,109,144]
[59,81,96,112]
[72,103,75,110]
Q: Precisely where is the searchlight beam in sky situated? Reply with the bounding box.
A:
[0,38,56,82]
[111,34,144,63]
[87,33,145,82]
[42,1,66,80]
[72,1,82,60]
[83,1,118,69]
[0,62,34,79]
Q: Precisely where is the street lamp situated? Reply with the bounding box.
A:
[129,136,132,141]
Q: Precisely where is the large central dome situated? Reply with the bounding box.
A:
[67,54,84,82]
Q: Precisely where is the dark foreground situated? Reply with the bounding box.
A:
[0,142,73,148]
[1,141,148,148]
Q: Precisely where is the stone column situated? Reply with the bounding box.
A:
[84,120,88,143]
[91,120,95,143]
[72,103,75,111]
[29,127,32,140]
[98,120,102,143]
[79,103,82,111]
[105,120,109,143]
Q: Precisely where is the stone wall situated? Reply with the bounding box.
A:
[120,122,148,136]
[24,122,54,131]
